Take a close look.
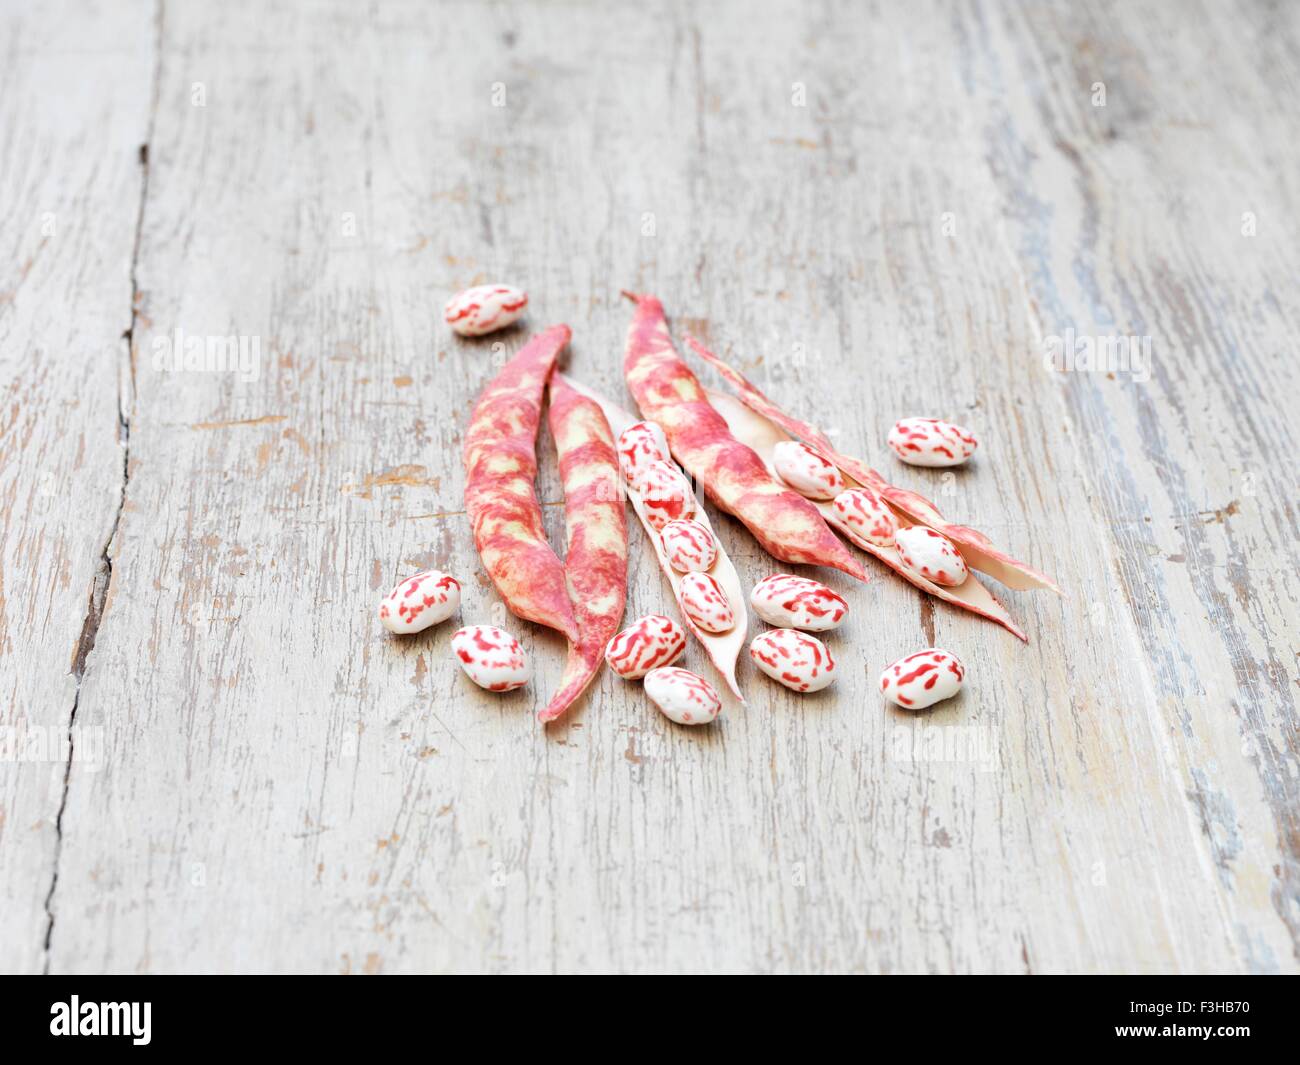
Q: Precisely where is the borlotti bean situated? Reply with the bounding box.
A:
[659,518,718,573]
[832,487,897,548]
[604,614,687,679]
[451,625,531,692]
[644,667,723,725]
[887,417,978,467]
[444,284,528,337]
[772,440,845,500]
[616,420,671,490]
[749,574,848,632]
[879,648,965,709]
[749,629,837,692]
[895,526,969,587]
[638,459,696,531]
[378,570,462,634]
[677,572,735,633]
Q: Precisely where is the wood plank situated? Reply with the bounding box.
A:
[973,0,1300,971]
[0,0,155,973]
[24,0,1299,973]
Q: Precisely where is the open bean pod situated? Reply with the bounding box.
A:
[687,337,1062,597]
[696,371,1050,644]
[558,374,748,702]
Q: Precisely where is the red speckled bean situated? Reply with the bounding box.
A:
[895,526,968,587]
[832,487,897,549]
[879,648,965,709]
[659,518,717,573]
[749,574,848,632]
[773,440,845,499]
[378,570,461,634]
[677,571,735,633]
[451,625,531,692]
[644,667,722,725]
[887,417,978,468]
[605,614,687,679]
[749,629,837,692]
[617,420,671,490]
[637,459,695,531]
[444,284,528,337]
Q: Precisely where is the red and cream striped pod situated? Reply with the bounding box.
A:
[538,376,629,723]
[621,293,868,583]
[463,325,579,643]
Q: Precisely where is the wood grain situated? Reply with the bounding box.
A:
[0,0,155,974]
[1,0,1295,973]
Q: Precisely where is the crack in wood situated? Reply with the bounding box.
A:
[41,0,165,975]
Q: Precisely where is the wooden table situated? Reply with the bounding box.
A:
[3,0,1297,974]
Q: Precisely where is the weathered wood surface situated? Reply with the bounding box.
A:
[2,0,1296,974]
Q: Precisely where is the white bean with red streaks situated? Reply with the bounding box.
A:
[887,417,978,467]
[749,574,848,632]
[677,571,735,633]
[644,667,723,725]
[879,648,965,709]
[831,487,897,548]
[450,625,530,692]
[659,518,717,573]
[638,459,695,531]
[604,614,687,679]
[616,420,671,490]
[378,570,461,634]
[443,284,528,337]
[749,629,837,692]
[895,526,969,587]
[772,440,845,499]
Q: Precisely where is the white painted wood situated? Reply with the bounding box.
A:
[0,0,155,974]
[1,0,1294,973]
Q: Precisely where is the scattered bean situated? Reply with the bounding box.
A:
[749,574,848,632]
[378,570,461,634]
[749,629,837,692]
[444,284,528,337]
[879,648,965,709]
[887,417,978,467]
[450,625,530,692]
[644,667,722,725]
[605,615,687,679]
